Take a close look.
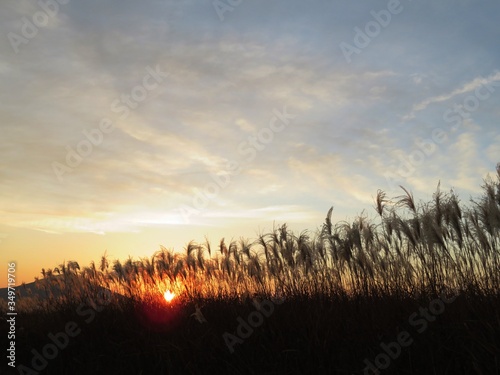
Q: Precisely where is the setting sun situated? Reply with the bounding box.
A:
[164,290,175,303]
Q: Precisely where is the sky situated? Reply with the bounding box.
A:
[1,0,500,287]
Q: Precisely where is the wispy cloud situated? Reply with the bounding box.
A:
[404,71,500,120]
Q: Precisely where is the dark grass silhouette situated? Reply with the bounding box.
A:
[2,170,500,374]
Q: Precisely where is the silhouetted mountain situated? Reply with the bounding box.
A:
[0,277,120,302]
[0,279,62,301]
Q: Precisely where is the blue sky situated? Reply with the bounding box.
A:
[1,0,499,285]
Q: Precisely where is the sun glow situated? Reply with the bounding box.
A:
[164,290,176,303]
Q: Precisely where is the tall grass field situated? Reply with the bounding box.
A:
[2,174,500,374]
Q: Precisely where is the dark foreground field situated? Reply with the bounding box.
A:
[2,291,500,375]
